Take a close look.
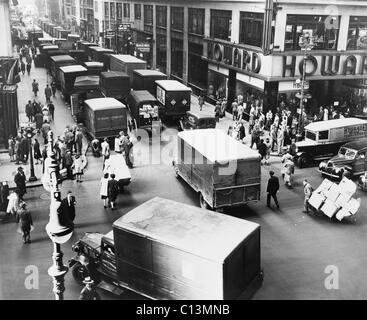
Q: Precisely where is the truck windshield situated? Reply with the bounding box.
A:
[305,131,316,141]
[338,147,357,159]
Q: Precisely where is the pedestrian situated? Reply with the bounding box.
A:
[283,126,292,147]
[258,139,267,164]
[282,154,295,188]
[26,62,31,75]
[289,138,297,157]
[266,170,280,209]
[91,138,100,157]
[14,137,21,164]
[32,79,39,96]
[124,136,133,168]
[73,154,85,182]
[323,107,329,121]
[48,101,55,121]
[6,189,20,216]
[107,173,119,210]
[44,84,52,103]
[231,99,238,121]
[198,93,205,111]
[14,167,27,200]
[33,138,42,164]
[8,136,15,162]
[41,120,51,145]
[75,128,83,155]
[25,100,33,122]
[20,135,29,163]
[264,137,271,165]
[265,110,273,131]
[250,124,261,149]
[79,277,101,300]
[303,179,313,214]
[42,104,50,123]
[239,122,246,142]
[214,102,221,122]
[64,150,74,180]
[51,81,57,97]
[101,137,110,170]
[237,103,244,121]
[60,190,77,222]
[34,111,43,133]
[277,126,284,155]
[220,98,227,117]
[20,60,25,75]
[16,202,33,244]
[100,172,109,208]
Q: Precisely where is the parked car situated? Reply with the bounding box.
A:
[179,110,216,131]
[294,118,367,168]
[69,197,262,300]
[173,129,261,210]
[318,138,367,180]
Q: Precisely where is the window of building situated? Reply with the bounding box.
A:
[144,5,153,25]
[123,3,130,19]
[210,10,232,41]
[94,1,97,12]
[171,38,183,77]
[285,15,340,50]
[110,2,115,20]
[116,3,122,21]
[104,2,109,18]
[347,16,367,50]
[171,7,184,31]
[134,3,141,20]
[188,8,204,35]
[156,34,167,73]
[239,12,263,47]
[156,6,167,28]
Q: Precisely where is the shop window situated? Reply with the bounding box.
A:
[189,8,205,35]
[144,5,153,25]
[156,6,167,28]
[284,15,340,50]
[239,12,263,47]
[210,10,232,41]
[172,7,184,31]
[207,70,227,101]
[318,130,329,140]
[134,4,141,20]
[123,4,130,19]
[347,16,367,50]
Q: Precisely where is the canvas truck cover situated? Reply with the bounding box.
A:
[110,54,146,64]
[74,76,100,92]
[155,80,191,92]
[59,65,87,74]
[112,197,259,263]
[84,97,126,111]
[50,55,76,64]
[178,129,260,163]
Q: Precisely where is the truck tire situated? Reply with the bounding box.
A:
[71,262,88,285]
[297,155,308,168]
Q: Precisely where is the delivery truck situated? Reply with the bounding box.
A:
[132,69,167,95]
[99,71,131,101]
[59,65,88,101]
[69,197,263,300]
[173,129,261,210]
[155,80,191,121]
[49,55,76,85]
[294,117,367,168]
[82,97,127,140]
[83,61,104,76]
[110,54,146,85]
[89,47,114,70]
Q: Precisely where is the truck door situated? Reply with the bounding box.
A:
[354,150,366,175]
[100,240,117,279]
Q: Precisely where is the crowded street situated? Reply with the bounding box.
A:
[1,0,367,303]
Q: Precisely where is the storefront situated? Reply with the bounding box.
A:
[132,29,153,68]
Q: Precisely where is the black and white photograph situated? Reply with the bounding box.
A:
[0,0,367,305]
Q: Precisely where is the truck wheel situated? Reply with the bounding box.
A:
[71,262,88,285]
[199,193,209,210]
[297,156,308,168]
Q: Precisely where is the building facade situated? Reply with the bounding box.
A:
[56,0,367,114]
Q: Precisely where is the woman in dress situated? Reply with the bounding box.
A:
[6,189,20,216]
[33,138,42,164]
[16,202,33,244]
[107,173,119,210]
[73,154,84,182]
[100,173,109,208]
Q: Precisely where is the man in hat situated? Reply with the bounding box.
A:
[266,170,280,209]
[79,277,101,300]
[303,179,313,214]
[14,167,27,200]
[60,190,76,222]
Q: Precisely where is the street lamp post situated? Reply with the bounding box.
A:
[43,130,74,300]
[296,33,315,141]
[25,126,37,182]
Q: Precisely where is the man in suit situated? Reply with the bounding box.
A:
[14,167,27,200]
[60,190,76,222]
[266,170,280,209]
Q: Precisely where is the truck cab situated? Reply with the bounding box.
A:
[179,110,216,131]
[294,118,367,168]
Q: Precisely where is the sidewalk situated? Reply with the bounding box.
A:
[0,57,90,189]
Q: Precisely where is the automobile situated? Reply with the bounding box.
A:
[69,197,262,300]
[318,138,367,180]
[294,118,367,168]
[178,110,216,131]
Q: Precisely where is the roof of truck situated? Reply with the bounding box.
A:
[50,55,75,63]
[129,90,157,103]
[42,45,59,50]
[100,71,129,79]
[59,65,87,74]
[85,97,126,111]
[113,197,260,263]
[83,61,104,68]
[111,54,146,64]
[305,118,367,132]
[133,69,166,77]
[90,47,114,53]
[155,80,192,92]
[178,129,260,162]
